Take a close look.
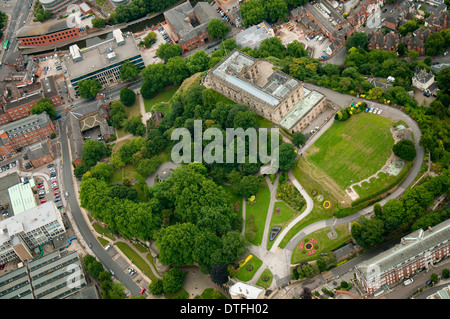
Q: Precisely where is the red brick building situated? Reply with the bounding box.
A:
[355,219,450,297]
[17,18,81,48]
[0,112,55,159]
[164,0,223,52]
[26,140,54,168]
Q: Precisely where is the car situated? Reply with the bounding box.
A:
[109,269,115,276]
[97,137,104,141]
[383,8,387,13]
[373,108,379,113]
[40,199,47,204]
[424,92,430,97]
[432,62,440,65]
[47,164,54,168]
[55,198,61,202]
[50,176,57,181]
[0,264,5,270]
[57,204,63,209]
[88,243,93,248]
[377,109,383,115]
[125,84,130,88]
[52,186,59,191]
[310,34,316,39]
[321,55,328,59]
[105,244,113,251]
[426,279,433,286]
[39,195,45,199]
[51,180,57,184]
[404,278,414,286]
[140,288,146,295]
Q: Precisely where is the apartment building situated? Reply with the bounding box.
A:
[355,219,450,296]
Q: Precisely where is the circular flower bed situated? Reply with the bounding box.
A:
[262,275,270,282]
[305,242,313,250]
[299,238,319,255]
[311,189,318,196]
[246,264,253,271]
[323,200,331,209]
[316,194,324,203]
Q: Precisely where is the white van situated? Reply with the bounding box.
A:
[105,244,113,251]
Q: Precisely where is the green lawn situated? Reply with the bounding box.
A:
[234,255,263,282]
[291,224,351,264]
[256,268,273,289]
[110,163,138,183]
[301,113,395,192]
[221,184,243,226]
[267,201,303,251]
[144,85,180,112]
[115,242,158,281]
[245,179,271,246]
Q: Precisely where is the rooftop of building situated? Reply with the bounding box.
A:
[278,90,325,130]
[8,179,36,216]
[413,68,434,84]
[41,76,59,99]
[16,16,76,38]
[235,21,273,49]
[164,1,222,42]
[5,90,42,111]
[304,1,344,34]
[0,201,62,246]
[355,218,450,280]
[26,141,51,162]
[0,112,52,137]
[65,29,140,79]
[209,49,301,107]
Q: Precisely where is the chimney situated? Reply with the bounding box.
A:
[428,226,433,232]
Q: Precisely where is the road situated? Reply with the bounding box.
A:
[0,0,33,77]
[58,116,143,297]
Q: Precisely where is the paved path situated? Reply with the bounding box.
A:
[240,96,424,292]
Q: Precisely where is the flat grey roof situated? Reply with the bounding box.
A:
[236,22,271,49]
[66,30,141,79]
[278,90,325,130]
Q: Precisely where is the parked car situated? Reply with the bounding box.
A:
[423,92,430,97]
[310,34,316,39]
[55,198,61,202]
[377,109,383,115]
[54,192,60,196]
[404,278,414,286]
[40,199,47,204]
[47,164,54,168]
[53,186,59,191]
[140,288,146,295]
[105,244,113,251]
[426,279,433,286]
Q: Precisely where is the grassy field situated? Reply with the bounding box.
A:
[256,268,273,289]
[298,113,394,201]
[115,241,158,281]
[266,201,303,251]
[234,255,263,282]
[144,85,180,112]
[245,179,271,246]
[291,224,351,264]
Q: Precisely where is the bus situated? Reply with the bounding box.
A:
[3,40,9,50]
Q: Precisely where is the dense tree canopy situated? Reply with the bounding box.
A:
[207,19,230,40]
[78,79,102,99]
[30,98,57,119]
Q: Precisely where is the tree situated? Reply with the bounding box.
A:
[393,139,416,161]
[74,163,89,179]
[345,32,369,51]
[43,10,52,20]
[140,63,167,98]
[238,175,260,198]
[300,287,312,299]
[30,98,57,119]
[436,67,450,94]
[286,40,308,58]
[292,132,305,147]
[162,267,185,294]
[92,17,106,28]
[156,223,199,266]
[233,110,257,130]
[240,0,266,27]
[148,278,164,295]
[165,56,190,85]
[143,31,157,48]
[123,115,146,136]
[210,264,229,285]
[156,43,182,62]
[263,0,288,24]
[431,273,439,283]
[120,87,136,106]
[278,143,297,171]
[186,50,210,74]
[90,162,114,182]
[78,79,102,99]
[135,156,162,177]
[257,37,286,59]
[208,19,230,40]
[120,60,139,81]
[109,100,128,128]
[442,268,450,279]
[425,32,446,56]
[81,139,110,167]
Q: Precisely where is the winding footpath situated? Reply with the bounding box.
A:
[245,95,424,291]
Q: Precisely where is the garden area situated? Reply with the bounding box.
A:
[144,85,180,113]
[291,224,351,264]
[245,179,271,246]
[233,254,263,282]
[297,113,395,204]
